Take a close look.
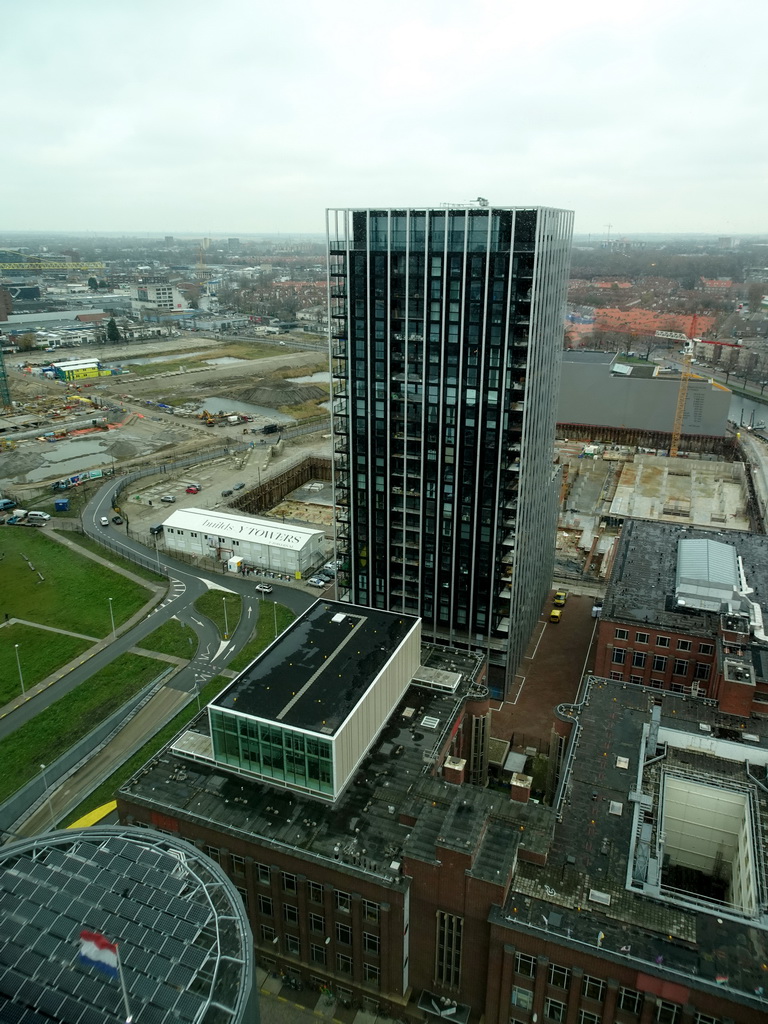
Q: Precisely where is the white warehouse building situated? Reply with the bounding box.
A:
[160,508,326,574]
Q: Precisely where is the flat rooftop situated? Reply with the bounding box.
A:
[603,519,768,631]
[497,680,768,1010]
[162,507,324,550]
[610,455,750,531]
[212,601,420,733]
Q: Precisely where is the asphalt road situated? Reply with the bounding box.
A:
[8,473,317,833]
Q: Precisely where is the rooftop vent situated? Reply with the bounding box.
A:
[616,756,630,770]
[588,889,612,906]
[609,801,624,816]
[421,715,441,730]
[699,723,712,733]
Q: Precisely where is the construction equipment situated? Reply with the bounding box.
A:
[669,315,698,458]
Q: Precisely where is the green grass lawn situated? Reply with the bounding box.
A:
[57,528,166,583]
[136,619,197,659]
[227,603,296,672]
[0,529,153,635]
[0,652,166,805]
[194,590,242,639]
[62,675,231,826]
[0,623,93,703]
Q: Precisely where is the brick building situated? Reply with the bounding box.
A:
[594,520,768,716]
[118,600,768,1024]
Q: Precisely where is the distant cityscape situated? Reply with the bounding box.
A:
[2,213,768,1024]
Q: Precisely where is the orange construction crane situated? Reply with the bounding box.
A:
[669,315,698,458]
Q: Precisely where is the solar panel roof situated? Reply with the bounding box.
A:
[0,828,252,1024]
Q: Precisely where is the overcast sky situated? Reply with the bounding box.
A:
[4,0,766,237]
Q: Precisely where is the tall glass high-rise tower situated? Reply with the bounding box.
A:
[327,206,573,697]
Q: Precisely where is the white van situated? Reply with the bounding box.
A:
[28,511,51,522]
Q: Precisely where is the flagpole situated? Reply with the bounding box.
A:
[115,944,133,1023]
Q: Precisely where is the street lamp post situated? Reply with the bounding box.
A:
[222,596,229,639]
[14,644,25,697]
[153,531,161,568]
[39,764,55,830]
[108,597,116,640]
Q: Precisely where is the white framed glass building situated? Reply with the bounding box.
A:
[327,205,573,697]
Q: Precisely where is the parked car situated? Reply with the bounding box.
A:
[233,482,245,491]
[254,583,273,594]
[100,516,109,526]
[7,515,22,525]
[186,485,201,494]
[160,495,175,503]
[149,524,163,535]
[221,489,233,497]
[308,576,327,588]
[112,515,123,525]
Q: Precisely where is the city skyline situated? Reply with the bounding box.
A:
[5,0,767,236]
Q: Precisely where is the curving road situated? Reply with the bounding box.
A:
[7,474,318,834]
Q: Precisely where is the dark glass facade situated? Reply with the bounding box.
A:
[327,206,572,696]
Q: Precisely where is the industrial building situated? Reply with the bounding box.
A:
[558,351,731,440]
[160,507,326,575]
[594,519,768,716]
[327,205,573,698]
[0,826,255,1024]
[117,604,768,1024]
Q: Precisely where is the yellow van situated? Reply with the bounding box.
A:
[554,590,568,607]
[549,608,562,623]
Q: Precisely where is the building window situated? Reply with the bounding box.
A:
[653,655,668,672]
[336,953,353,975]
[364,963,380,987]
[286,935,300,956]
[612,648,626,665]
[579,1013,600,1024]
[673,658,688,676]
[336,923,352,945]
[615,628,629,640]
[636,632,649,644]
[231,854,245,875]
[308,881,324,904]
[204,845,220,864]
[694,662,711,681]
[511,988,533,1011]
[548,964,570,989]
[257,862,270,884]
[582,976,605,1001]
[335,890,351,913]
[284,904,299,925]
[309,913,325,933]
[514,952,536,978]
[311,944,327,965]
[656,1001,681,1024]
[282,872,297,894]
[618,988,643,1014]
[699,643,714,656]
[236,886,249,912]
[677,639,692,651]
[544,999,566,1022]
[656,636,670,648]
[363,932,380,955]
[630,674,644,685]
[261,925,275,944]
[610,671,624,681]
[435,911,463,988]
[632,651,646,668]
[258,895,273,916]
[363,899,380,922]
[693,1015,719,1024]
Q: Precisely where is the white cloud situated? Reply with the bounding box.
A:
[3,0,766,233]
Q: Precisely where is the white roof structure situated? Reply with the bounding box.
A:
[675,537,740,612]
[51,359,100,371]
[163,507,324,551]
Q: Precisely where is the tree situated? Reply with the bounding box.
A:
[747,283,765,311]
[107,318,121,343]
[88,277,99,291]
[18,333,38,351]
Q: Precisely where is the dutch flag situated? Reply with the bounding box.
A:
[79,930,119,978]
